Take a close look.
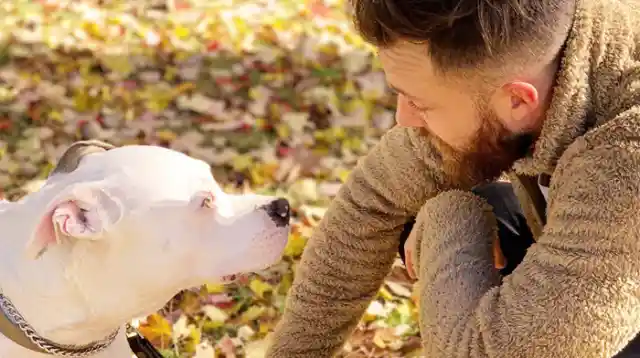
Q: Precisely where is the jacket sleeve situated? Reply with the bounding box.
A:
[265,126,453,357]
[412,113,640,357]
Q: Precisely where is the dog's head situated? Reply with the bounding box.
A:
[23,141,290,295]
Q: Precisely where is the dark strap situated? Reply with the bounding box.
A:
[0,309,48,354]
[127,331,164,358]
[515,174,547,226]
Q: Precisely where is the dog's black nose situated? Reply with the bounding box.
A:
[264,198,290,227]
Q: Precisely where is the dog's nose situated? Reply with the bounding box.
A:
[264,198,291,227]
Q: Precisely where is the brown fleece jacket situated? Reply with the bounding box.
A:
[266,0,640,356]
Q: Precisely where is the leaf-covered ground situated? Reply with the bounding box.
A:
[0,0,423,356]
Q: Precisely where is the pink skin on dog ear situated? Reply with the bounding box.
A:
[53,202,94,237]
[27,207,59,260]
[26,201,98,260]
[25,185,122,260]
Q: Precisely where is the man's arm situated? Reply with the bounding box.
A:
[412,114,640,357]
[266,126,453,357]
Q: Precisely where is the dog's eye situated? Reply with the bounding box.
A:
[201,192,215,208]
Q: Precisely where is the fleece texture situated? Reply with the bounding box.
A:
[265,0,640,356]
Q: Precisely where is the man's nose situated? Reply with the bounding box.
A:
[263,198,291,227]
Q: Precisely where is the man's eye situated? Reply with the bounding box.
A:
[408,100,425,110]
[408,100,431,113]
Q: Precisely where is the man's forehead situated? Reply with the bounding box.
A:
[378,42,439,98]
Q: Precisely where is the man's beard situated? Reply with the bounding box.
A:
[425,108,536,189]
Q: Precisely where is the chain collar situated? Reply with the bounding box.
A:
[0,292,119,357]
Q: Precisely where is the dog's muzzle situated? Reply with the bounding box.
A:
[0,292,119,356]
[261,198,291,227]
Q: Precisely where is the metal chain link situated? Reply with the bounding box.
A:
[0,292,119,357]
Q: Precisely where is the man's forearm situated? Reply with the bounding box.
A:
[266,127,453,357]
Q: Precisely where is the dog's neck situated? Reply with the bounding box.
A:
[0,197,165,348]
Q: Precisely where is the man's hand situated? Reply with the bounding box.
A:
[492,235,507,269]
[403,229,418,279]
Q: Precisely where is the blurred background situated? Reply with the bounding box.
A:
[0,0,422,356]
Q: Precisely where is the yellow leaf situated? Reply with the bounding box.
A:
[336,168,351,183]
[255,117,267,129]
[100,56,134,77]
[330,127,347,140]
[202,319,224,330]
[258,320,275,335]
[138,313,172,346]
[49,110,63,123]
[205,283,226,294]
[249,278,273,299]
[283,231,307,258]
[231,155,253,171]
[277,272,293,295]
[378,286,394,301]
[156,129,177,142]
[183,325,201,353]
[173,82,196,96]
[372,330,387,349]
[83,21,104,39]
[248,167,267,186]
[239,305,266,324]
[275,123,290,139]
[361,311,377,323]
[174,26,190,39]
[125,108,136,121]
[164,67,178,82]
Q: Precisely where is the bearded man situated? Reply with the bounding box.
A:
[266,0,640,356]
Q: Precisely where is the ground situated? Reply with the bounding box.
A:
[0,0,423,356]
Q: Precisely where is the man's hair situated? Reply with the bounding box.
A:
[350,0,575,74]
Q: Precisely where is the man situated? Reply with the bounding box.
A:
[266,0,640,356]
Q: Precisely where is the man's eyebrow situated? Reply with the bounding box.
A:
[388,84,434,110]
[387,84,406,96]
[388,84,418,100]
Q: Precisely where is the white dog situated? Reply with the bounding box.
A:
[0,140,291,357]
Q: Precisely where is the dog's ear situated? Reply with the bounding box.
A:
[25,183,124,260]
[27,140,121,259]
[49,140,115,177]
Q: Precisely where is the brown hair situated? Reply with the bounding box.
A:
[350,0,575,74]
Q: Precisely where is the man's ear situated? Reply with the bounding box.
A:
[490,81,540,133]
[25,183,124,260]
